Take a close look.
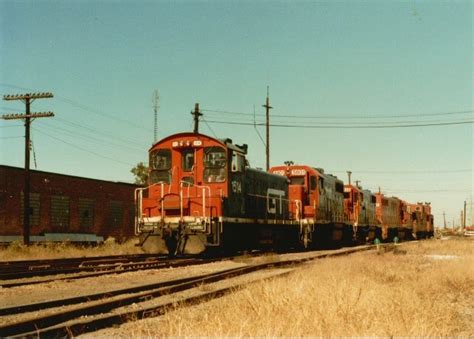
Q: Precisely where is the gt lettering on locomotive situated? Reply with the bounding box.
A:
[267,188,285,215]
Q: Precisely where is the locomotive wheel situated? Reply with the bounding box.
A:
[141,234,170,254]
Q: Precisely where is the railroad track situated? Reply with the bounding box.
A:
[0,253,164,278]
[0,255,230,288]
[0,244,381,338]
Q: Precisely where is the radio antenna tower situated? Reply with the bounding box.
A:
[153,90,159,143]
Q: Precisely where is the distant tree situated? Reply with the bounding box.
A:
[131,162,149,186]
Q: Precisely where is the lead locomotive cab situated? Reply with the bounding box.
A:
[135,132,248,255]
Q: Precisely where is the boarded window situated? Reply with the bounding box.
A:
[108,200,123,227]
[78,198,94,231]
[51,195,70,229]
[20,192,40,226]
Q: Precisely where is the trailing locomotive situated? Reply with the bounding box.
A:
[269,165,348,248]
[135,131,434,255]
[344,182,378,242]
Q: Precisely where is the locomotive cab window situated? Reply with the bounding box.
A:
[289,176,305,186]
[182,149,194,172]
[310,176,317,190]
[150,149,171,184]
[204,147,226,183]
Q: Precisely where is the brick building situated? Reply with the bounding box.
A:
[0,165,140,243]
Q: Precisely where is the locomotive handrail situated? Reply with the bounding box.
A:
[294,199,304,235]
[179,181,211,228]
[134,182,166,235]
[294,200,302,221]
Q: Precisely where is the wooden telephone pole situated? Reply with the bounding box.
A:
[262,86,272,171]
[191,103,202,133]
[2,92,54,245]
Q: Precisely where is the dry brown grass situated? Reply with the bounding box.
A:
[126,238,473,337]
[0,237,144,261]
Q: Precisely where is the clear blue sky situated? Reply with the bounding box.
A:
[1,0,472,227]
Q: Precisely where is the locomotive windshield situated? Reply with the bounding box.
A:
[149,149,171,184]
[289,176,305,185]
[204,146,226,183]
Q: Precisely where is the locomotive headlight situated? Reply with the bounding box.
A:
[193,140,202,146]
[172,141,179,147]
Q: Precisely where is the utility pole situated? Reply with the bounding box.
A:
[2,92,54,246]
[443,211,447,229]
[191,103,202,133]
[262,86,272,171]
[153,90,159,143]
[463,200,467,228]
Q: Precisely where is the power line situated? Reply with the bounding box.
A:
[34,122,144,152]
[0,124,23,128]
[368,188,471,194]
[1,83,153,132]
[202,108,474,120]
[0,106,23,112]
[204,119,473,129]
[34,129,136,167]
[55,96,153,132]
[328,169,472,174]
[204,114,473,126]
[0,136,23,139]
[201,117,218,139]
[53,117,147,147]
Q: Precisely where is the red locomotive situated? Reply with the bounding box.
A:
[135,130,434,255]
[343,184,378,242]
[269,164,348,248]
[406,202,434,239]
[135,132,302,255]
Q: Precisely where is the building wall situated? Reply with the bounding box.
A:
[0,165,139,240]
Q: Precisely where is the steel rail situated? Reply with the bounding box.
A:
[0,257,217,288]
[0,245,375,338]
[0,254,166,278]
[0,253,161,271]
[0,250,268,288]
